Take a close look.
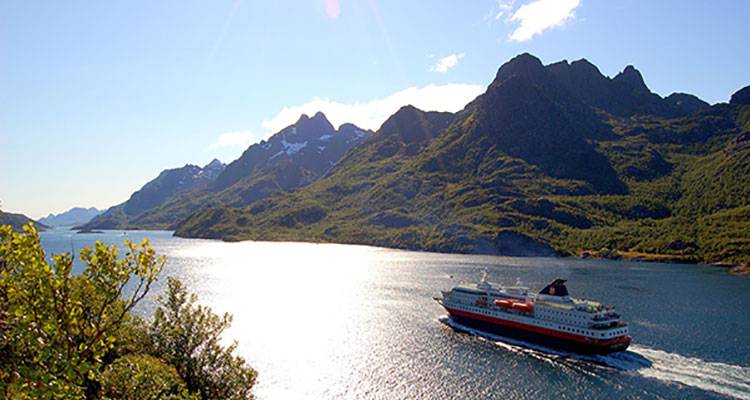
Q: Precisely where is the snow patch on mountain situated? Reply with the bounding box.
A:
[281,140,307,155]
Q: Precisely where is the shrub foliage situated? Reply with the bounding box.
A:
[0,224,256,399]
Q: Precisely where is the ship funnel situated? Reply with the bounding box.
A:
[539,278,569,296]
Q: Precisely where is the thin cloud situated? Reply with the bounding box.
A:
[207,130,257,150]
[479,0,514,28]
[508,0,580,42]
[430,53,465,73]
[324,0,340,18]
[261,83,485,134]
[494,0,515,21]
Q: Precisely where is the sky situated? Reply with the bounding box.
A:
[1,0,748,219]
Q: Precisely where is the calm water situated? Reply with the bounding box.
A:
[40,228,750,399]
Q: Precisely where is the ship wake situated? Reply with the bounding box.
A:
[629,345,750,400]
[440,316,750,400]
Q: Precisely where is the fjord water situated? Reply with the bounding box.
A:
[40,229,750,399]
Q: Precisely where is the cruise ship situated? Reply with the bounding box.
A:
[435,275,631,354]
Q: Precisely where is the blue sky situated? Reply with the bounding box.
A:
[1,0,748,219]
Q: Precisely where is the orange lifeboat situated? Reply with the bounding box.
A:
[511,302,534,313]
[494,299,513,308]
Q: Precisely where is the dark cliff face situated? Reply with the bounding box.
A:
[377,105,454,144]
[548,59,709,118]
[546,58,612,109]
[429,53,627,194]
[730,85,750,105]
[663,93,710,115]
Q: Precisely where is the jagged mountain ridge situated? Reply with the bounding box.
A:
[175,54,750,265]
[547,58,709,118]
[82,159,227,229]
[38,207,102,227]
[82,113,372,229]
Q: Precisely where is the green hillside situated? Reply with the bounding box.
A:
[0,211,48,232]
[173,55,750,266]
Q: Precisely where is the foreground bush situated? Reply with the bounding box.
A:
[150,278,257,400]
[0,224,256,399]
[100,354,196,400]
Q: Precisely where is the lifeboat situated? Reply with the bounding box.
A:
[494,299,513,308]
[511,302,534,313]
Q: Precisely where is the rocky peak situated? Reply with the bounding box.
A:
[202,159,226,180]
[613,65,649,93]
[338,122,360,131]
[204,158,224,169]
[663,93,710,115]
[493,53,547,85]
[292,111,336,140]
[546,58,610,105]
[337,123,372,139]
[570,58,602,75]
[378,105,453,144]
[384,105,421,125]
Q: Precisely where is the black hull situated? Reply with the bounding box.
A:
[449,315,629,355]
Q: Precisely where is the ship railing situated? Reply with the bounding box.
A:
[589,320,627,330]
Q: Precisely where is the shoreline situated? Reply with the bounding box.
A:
[171,230,749,276]
[36,225,747,275]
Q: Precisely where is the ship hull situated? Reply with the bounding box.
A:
[444,307,630,355]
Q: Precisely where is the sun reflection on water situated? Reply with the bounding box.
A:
[171,241,384,398]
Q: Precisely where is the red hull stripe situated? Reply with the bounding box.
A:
[444,307,628,347]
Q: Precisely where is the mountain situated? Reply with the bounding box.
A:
[547,58,709,118]
[82,113,372,230]
[38,207,102,227]
[82,159,227,229]
[175,54,750,266]
[730,85,750,105]
[0,211,48,232]
[208,112,372,205]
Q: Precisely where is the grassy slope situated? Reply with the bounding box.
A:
[0,211,48,231]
